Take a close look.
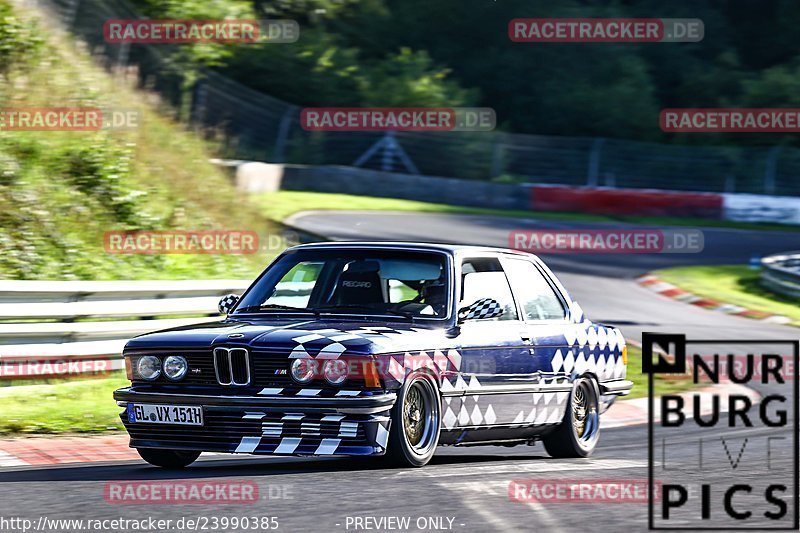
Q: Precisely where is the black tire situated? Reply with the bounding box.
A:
[136,448,201,469]
[384,373,441,467]
[543,376,600,458]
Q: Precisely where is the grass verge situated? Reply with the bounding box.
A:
[0,2,277,281]
[625,344,695,400]
[0,374,128,435]
[654,265,800,326]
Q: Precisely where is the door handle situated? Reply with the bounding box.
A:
[520,333,532,344]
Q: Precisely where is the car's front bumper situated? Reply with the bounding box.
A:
[599,379,634,396]
[113,388,395,456]
[598,379,634,414]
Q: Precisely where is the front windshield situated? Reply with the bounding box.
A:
[234,248,450,319]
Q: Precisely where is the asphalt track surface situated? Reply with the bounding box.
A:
[2,211,800,533]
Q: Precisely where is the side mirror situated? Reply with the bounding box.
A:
[458,298,503,322]
[218,294,240,315]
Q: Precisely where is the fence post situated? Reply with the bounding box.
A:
[189,77,208,127]
[64,0,80,29]
[724,174,735,193]
[273,106,297,163]
[381,132,396,172]
[115,41,130,79]
[764,146,781,195]
[490,136,505,178]
[587,138,605,186]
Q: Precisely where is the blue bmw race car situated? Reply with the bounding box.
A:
[114,242,632,467]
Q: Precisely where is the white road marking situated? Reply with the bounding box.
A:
[435,480,521,532]
[426,458,647,479]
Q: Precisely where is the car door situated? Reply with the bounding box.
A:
[500,255,573,425]
[446,255,535,430]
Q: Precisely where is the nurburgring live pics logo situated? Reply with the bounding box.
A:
[643,333,799,530]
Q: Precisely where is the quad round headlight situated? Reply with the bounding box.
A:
[323,360,349,386]
[136,355,161,381]
[163,355,188,381]
[290,358,315,384]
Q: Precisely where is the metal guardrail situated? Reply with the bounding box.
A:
[0,280,251,378]
[761,252,800,299]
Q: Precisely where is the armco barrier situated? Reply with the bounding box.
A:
[530,185,724,218]
[761,252,800,299]
[723,193,800,225]
[0,280,251,378]
[247,164,532,211]
[234,161,800,225]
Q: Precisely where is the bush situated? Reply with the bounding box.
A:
[0,0,43,77]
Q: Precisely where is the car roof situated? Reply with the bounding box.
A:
[287,241,538,259]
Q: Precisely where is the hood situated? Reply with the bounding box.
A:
[124,317,446,356]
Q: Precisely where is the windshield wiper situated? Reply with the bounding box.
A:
[314,305,414,319]
[235,304,318,315]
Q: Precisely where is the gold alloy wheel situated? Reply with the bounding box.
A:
[572,382,588,438]
[404,383,425,446]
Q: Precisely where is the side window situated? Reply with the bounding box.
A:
[503,258,566,321]
[459,257,518,321]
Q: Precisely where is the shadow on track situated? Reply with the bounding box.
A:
[0,451,552,483]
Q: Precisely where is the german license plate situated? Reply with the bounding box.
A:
[128,403,203,426]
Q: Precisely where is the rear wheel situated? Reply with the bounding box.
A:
[137,448,201,469]
[543,376,600,458]
[385,373,441,467]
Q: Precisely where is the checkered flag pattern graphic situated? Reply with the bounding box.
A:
[218,293,239,314]
[551,325,627,380]
[459,298,503,321]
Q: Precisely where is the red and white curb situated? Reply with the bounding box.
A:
[602,381,760,429]
[636,274,791,324]
[0,434,137,467]
[0,448,28,467]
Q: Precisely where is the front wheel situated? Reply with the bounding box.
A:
[543,376,600,458]
[137,448,201,469]
[384,373,441,467]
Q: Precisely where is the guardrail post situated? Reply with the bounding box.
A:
[764,146,782,195]
[724,174,735,193]
[586,138,605,186]
[490,136,506,178]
